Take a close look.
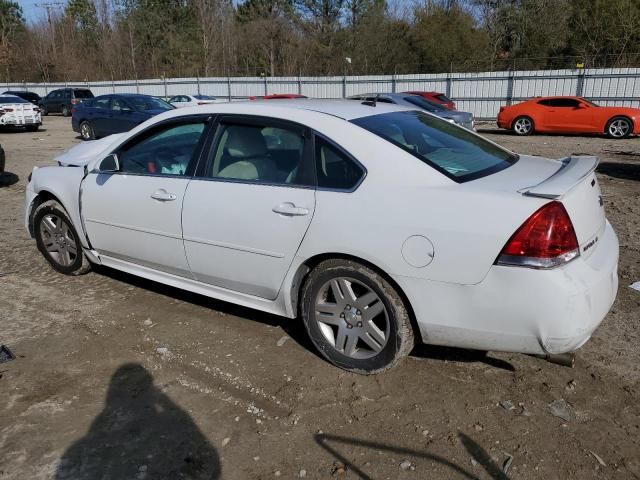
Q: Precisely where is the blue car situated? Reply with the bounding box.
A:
[72,94,174,140]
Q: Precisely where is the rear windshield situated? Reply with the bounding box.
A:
[403,96,446,112]
[73,89,94,99]
[352,111,517,182]
[128,96,173,111]
[0,96,29,104]
[194,95,215,100]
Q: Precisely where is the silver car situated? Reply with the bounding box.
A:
[348,93,474,130]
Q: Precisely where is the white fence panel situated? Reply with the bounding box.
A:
[3,67,639,119]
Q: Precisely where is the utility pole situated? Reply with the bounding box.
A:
[34,3,64,56]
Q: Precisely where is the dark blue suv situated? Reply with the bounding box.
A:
[72,94,174,140]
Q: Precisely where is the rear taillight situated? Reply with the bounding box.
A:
[3,107,13,112]
[34,107,41,112]
[71,98,78,105]
[71,108,77,114]
[496,201,579,269]
[197,102,206,105]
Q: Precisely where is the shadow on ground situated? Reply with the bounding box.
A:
[94,266,516,372]
[55,363,220,480]
[315,432,510,480]
[0,172,19,187]
[597,161,640,181]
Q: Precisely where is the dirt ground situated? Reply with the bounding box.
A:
[0,117,639,480]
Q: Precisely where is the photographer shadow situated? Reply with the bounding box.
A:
[55,363,220,480]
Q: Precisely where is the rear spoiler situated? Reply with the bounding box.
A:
[518,155,599,199]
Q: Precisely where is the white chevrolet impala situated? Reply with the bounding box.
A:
[24,100,619,373]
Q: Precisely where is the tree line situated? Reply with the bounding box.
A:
[2,0,640,83]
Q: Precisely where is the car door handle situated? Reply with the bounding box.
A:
[272,202,309,216]
[151,189,177,201]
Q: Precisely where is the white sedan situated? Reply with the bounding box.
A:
[24,100,618,373]
[0,95,42,131]
[168,94,222,108]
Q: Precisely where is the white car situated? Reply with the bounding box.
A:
[168,94,222,108]
[24,100,618,373]
[0,95,42,131]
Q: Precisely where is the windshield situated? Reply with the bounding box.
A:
[579,98,599,107]
[0,96,29,104]
[403,96,447,112]
[129,96,174,111]
[352,111,517,182]
[194,95,215,100]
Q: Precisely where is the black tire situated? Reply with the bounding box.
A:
[33,200,91,275]
[80,120,95,140]
[605,116,632,139]
[300,259,415,374]
[26,124,39,132]
[62,105,70,117]
[40,106,48,116]
[512,116,534,136]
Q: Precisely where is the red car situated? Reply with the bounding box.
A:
[248,94,307,100]
[403,91,456,110]
[497,96,640,139]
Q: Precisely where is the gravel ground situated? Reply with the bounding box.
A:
[0,117,639,480]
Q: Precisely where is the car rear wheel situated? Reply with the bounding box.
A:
[606,117,632,139]
[34,200,91,275]
[62,105,70,117]
[80,121,95,140]
[512,116,534,136]
[301,259,415,374]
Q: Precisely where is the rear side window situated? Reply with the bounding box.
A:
[435,94,452,103]
[74,89,94,99]
[352,111,517,183]
[206,121,312,186]
[315,137,364,190]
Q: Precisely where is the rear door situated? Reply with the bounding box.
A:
[182,115,316,299]
[88,96,112,136]
[108,97,142,133]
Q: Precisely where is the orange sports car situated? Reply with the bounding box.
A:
[497,96,640,139]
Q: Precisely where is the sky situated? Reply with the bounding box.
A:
[19,0,68,24]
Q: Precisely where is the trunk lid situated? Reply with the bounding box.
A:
[477,155,606,260]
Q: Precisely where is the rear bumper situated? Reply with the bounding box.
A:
[394,221,619,355]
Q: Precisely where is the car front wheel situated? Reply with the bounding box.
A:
[33,200,91,275]
[606,117,632,139]
[301,259,415,374]
[80,120,95,140]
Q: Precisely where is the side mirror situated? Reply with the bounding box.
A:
[577,103,587,109]
[96,153,120,173]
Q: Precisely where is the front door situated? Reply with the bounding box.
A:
[182,117,316,299]
[81,117,210,277]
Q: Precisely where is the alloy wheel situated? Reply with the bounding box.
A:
[608,119,630,138]
[80,122,92,140]
[513,117,532,135]
[39,213,78,267]
[313,277,390,359]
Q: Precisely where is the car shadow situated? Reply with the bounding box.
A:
[55,363,221,479]
[597,161,640,181]
[412,344,515,371]
[314,432,510,479]
[94,265,317,353]
[0,172,19,187]
[94,266,517,371]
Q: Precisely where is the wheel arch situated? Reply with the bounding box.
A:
[510,114,535,130]
[288,252,419,334]
[28,190,65,237]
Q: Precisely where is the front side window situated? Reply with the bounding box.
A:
[315,137,364,190]
[547,98,580,108]
[206,121,311,186]
[111,98,132,112]
[128,96,173,112]
[352,111,517,182]
[118,121,207,176]
[92,96,110,109]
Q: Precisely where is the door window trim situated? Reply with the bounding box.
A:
[103,114,215,179]
[193,114,316,190]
